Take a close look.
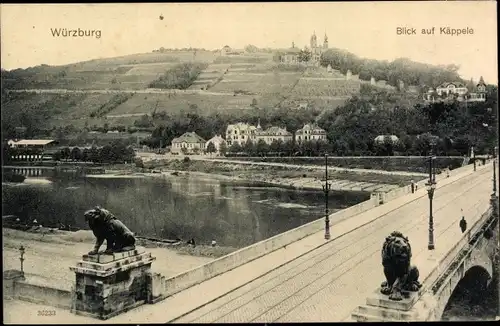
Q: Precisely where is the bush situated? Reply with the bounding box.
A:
[148,63,208,89]
[183,156,191,164]
[135,157,145,168]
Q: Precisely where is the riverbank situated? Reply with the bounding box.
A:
[2,227,238,291]
[105,158,423,192]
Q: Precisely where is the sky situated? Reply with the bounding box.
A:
[1,2,497,84]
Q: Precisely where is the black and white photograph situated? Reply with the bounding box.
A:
[1,1,498,323]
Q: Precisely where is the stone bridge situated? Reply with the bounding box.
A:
[3,161,498,323]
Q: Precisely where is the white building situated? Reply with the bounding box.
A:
[255,126,293,145]
[170,132,206,155]
[225,122,258,146]
[205,135,227,155]
[295,123,327,143]
[436,82,468,97]
[374,135,399,144]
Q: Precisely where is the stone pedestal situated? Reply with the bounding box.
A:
[351,287,427,322]
[69,246,156,320]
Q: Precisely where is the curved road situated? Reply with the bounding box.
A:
[171,166,492,323]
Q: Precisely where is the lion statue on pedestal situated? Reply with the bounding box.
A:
[380,231,422,301]
[84,206,136,255]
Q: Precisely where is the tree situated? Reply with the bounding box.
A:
[61,147,71,160]
[242,139,255,156]
[255,139,269,157]
[219,142,228,156]
[206,142,216,156]
[269,139,284,155]
[70,147,82,161]
[229,142,242,154]
[298,49,312,63]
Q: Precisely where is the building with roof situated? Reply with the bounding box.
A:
[255,126,293,145]
[425,77,487,103]
[436,82,468,97]
[374,135,399,144]
[295,123,327,143]
[276,31,329,65]
[9,139,56,149]
[170,132,207,155]
[466,76,487,102]
[7,139,57,162]
[205,135,227,156]
[225,122,258,146]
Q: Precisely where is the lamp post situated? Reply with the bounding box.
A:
[426,155,436,250]
[322,153,331,240]
[493,146,497,196]
[472,145,476,172]
[19,245,25,274]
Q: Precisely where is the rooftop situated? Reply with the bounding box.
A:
[171,132,206,144]
[9,139,55,146]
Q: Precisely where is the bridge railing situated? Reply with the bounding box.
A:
[430,206,496,297]
[423,205,494,293]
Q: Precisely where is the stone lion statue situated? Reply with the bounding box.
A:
[84,206,136,255]
[380,231,422,301]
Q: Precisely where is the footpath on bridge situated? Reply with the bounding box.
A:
[3,163,491,324]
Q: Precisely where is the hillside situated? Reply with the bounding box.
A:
[0,48,468,142]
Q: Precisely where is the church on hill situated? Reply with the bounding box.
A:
[276,31,329,65]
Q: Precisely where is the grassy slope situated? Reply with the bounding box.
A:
[2,50,396,129]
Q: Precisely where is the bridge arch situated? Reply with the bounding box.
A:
[433,245,494,320]
[441,265,493,320]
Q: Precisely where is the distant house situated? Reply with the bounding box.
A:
[374,135,399,144]
[9,139,56,150]
[255,126,293,145]
[425,77,487,103]
[277,47,301,64]
[466,76,487,102]
[205,135,227,155]
[7,139,57,162]
[226,122,258,146]
[220,45,232,56]
[170,132,206,155]
[295,123,327,143]
[436,82,468,97]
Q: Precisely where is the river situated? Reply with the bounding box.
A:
[1,167,368,248]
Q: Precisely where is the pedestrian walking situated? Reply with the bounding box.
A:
[410,180,415,193]
[459,209,467,234]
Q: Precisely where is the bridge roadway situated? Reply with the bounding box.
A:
[165,165,493,323]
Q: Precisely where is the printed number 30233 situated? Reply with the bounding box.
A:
[37,310,56,316]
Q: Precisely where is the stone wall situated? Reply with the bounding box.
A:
[5,275,73,310]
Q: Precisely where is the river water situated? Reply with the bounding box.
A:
[1,168,368,248]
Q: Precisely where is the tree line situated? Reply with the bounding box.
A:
[52,141,135,164]
[2,140,135,165]
[142,84,497,157]
[320,50,463,89]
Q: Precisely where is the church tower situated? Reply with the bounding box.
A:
[323,33,329,49]
[310,31,318,50]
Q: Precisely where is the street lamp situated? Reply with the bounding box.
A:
[493,146,497,196]
[19,245,25,274]
[322,153,331,240]
[472,145,476,172]
[426,155,437,250]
